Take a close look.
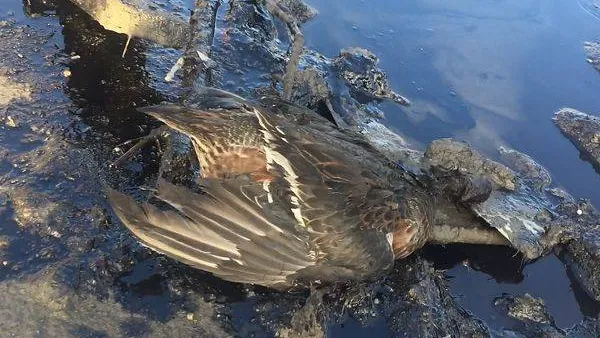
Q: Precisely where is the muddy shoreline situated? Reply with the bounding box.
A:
[0,0,599,337]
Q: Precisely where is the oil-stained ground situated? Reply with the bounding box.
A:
[1,1,600,337]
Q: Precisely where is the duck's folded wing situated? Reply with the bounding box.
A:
[138,102,274,181]
[107,178,317,288]
[253,106,403,233]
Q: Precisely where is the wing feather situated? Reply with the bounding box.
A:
[109,92,419,286]
[107,178,316,288]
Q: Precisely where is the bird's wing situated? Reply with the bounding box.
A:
[110,96,416,286]
[251,104,422,266]
[139,103,271,181]
[252,104,412,236]
[108,177,317,289]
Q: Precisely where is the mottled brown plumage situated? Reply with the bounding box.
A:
[108,88,504,289]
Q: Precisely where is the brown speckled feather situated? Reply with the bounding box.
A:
[109,89,430,288]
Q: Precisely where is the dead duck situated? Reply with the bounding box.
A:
[108,88,509,290]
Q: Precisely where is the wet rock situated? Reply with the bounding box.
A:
[585,41,600,73]
[333,47,410,106]
[285,67,331,110]
[553,108,600,173]
[548,187,575,203]
[23,0,58,16]
[180,0,219,87]
[424,138,517,191]
[360,120,424,167]
[380,259,490,337]
[211,0,287,94]
[499,146,552,190]
[275,0,318,23]
[270,258,492,338]
[554,200,600,302]
[5,187,60,232]
[277,291,324,338]
[0,73,31,128]
[495,294,554,325]
[68,0,189,48]
[0,71,32,107]
[566,318,600,338]
[494,293,600,338]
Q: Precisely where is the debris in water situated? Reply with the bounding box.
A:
[5,116,18,128]
[553,108,600,173]
[165,57,184,82]
[333,47,410,106]
[498,146,552,191]
[495,293,553,324]
[424,138,517,191]
[584,41,600,73]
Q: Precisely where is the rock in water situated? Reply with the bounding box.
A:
[554,200,600,302]
[493,293,600,337]
[424,138,517,191]
[495,294,554,325]
[333,47,410,106]
[553,108,600,174]
[498,146,552,191]
[423,139,560,259]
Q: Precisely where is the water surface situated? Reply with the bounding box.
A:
[304,0,600,331]
[304,0,600,207]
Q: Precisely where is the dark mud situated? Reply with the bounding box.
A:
[0,0,600,337]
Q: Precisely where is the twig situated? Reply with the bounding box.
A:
[110,126,169,168]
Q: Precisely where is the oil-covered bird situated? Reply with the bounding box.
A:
[108,88,509,290]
